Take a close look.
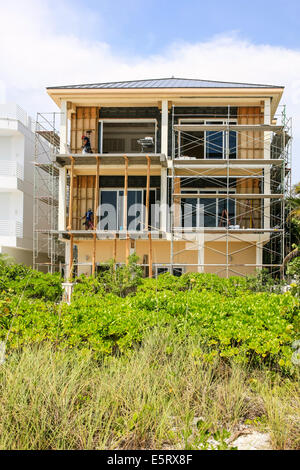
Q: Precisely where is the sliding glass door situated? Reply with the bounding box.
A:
[100,189,155,231]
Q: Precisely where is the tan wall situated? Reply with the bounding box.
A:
[75,238,257,277]
[204,241,256,277]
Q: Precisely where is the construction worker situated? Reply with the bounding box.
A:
[82,135,92,154]
[82,208,94,230]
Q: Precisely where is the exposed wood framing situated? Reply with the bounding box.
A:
[70,106,99,153]
[236,107,264,228]
[174,177,181,227]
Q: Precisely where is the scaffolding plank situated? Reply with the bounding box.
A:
[56,153,167,167]
[174,158,284,166]
[36,130,60,147]
[173,124,284,132]
[173,193,284,199]
[34,162,59,176]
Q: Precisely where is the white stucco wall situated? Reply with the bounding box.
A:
[0,104,36,265]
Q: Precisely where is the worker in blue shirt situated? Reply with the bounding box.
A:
[82,208,94,229]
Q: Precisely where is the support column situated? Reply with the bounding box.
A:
[160,100,169,235]
[160,167,168,233]
[256,240,263,271]
[68,234,74,280]
[60,100,68,154]
[58,167,66,231]
[264,98,271,230]
[113,235,117,269]
[123,155,129,264]
[174,177,181,228]
[161,99,169,156]
[67,157,74,280]
[146,155,152,277]
[92,157,100,276]
[67,157,74,231]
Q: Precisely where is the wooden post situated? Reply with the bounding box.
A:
[68,234,74,280]
[92,157,100,276]
[146,155,152,277]
[148,232,153,278]
[67,157,74,279]
[92,232,96,276]
[123,155,129,265]
[67,157,74,231]
[113,235,117,269]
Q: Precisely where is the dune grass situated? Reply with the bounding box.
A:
[0,328,299,450]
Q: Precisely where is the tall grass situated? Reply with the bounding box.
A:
[0,329,299,450]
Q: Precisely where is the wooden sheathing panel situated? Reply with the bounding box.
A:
[71,107,99,153]
[174,177,181,227]
[73,175,97,229]
[237,107,264,160]
[236,176,262,229]
[236,107,263,228]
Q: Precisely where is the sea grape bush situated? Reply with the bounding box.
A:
[73,254,143,299]
[0,260,62,301]
[0,266,299,373]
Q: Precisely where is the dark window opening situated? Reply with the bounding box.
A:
[100,122,156,153]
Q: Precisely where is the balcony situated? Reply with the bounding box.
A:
[0,161,24,192]
[0,220,23,238]
[0,103,32,129]
[0,161,24,179]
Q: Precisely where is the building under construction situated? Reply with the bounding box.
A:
[34,78,292,279]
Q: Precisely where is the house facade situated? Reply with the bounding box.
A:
[46,78,289,278]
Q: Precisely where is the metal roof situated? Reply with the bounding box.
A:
[47,77,283,90]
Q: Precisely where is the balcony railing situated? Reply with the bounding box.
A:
[0,161,24,179]
[0,220,23,237]
[0,104,29,128]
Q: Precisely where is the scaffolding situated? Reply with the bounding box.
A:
[33,112,65,272]
[168,105,292,278]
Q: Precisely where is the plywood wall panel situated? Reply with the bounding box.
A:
[71,107,99,153]
[237,106,264,160]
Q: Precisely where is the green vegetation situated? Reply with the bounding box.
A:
[0,257,299,449]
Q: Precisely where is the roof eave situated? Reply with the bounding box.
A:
[47,86,284,115]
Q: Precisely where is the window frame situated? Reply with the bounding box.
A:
[178,118,238,159]
[99,187,158,231]
[98,118,158,154]
[179,187,236,229]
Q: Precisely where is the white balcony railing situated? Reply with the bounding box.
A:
[0,220,23,237]
[0,104,29,128]
[0,161,24,179]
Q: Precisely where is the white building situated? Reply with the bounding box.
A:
[0,104,36,265]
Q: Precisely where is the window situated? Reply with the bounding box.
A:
[179,189,236,228]
[99,188,158,231]
[99,120,157,153]
[178,119,237,159]
[157,267,169,276]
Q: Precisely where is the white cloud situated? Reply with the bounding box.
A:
[1,0,299,181]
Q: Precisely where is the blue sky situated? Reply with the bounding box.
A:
[71,0,300,55]
[0,0,299,181]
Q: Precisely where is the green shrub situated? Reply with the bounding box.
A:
[0,262,62,301]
